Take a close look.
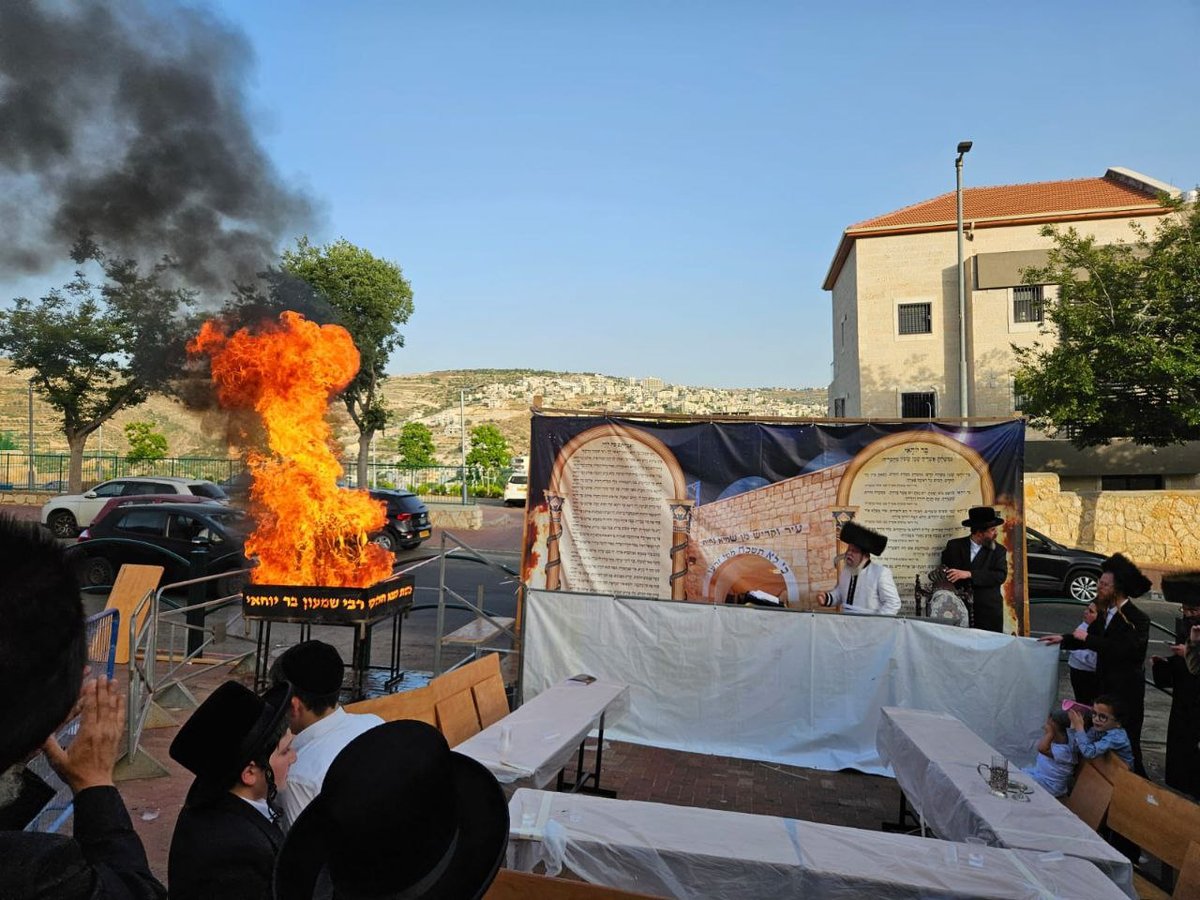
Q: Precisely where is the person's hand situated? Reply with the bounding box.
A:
[1067,708,1085,731]
[42,676,125,794]
[944,568,971,583]
[1039,634,1064,645]
[1072,626,1088,641]
[1190,624,1200,645]
[1171,643,1187,658]
[817,592,832,607]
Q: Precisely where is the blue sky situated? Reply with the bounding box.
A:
[7,1,1200,389]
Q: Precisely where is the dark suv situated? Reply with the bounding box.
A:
[1026,527,1106,602]
[68,502,251,596]
[368,490,432,553]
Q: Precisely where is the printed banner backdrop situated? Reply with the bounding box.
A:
[522,415,1027,631]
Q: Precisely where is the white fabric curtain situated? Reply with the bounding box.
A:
[523,590,1058,775]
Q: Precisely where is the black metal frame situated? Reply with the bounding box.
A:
[555,712,617,797]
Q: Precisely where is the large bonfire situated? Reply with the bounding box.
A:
[189,311,393,587]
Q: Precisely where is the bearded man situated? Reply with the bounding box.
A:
[817,521,900,616]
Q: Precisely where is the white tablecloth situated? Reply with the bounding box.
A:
[456,679,629,789]
[876,707,1134,897]
[506,789,1128,899]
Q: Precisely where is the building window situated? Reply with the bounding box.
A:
[901,392,936,418]
[1011,380,1028,412]
[897,302,932,335]
[1101,474,1164,491]
[833,398,846,418]
[840,315,846,349]
[1013,285,1044,324]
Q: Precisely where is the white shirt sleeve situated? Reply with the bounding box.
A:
[876,566,901,616]
[279,770,320,832]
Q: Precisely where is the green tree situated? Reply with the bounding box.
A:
[124,421,168,463]
[396,421,437,467]
[280,237,414,487]
[0,238,195,490]
[1013,198,1200,447]
[465,423,511,470]
[0,432,17,451]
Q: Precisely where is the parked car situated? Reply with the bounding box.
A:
[68,502,250,596]
[503,473,528,506]
[1026,527,1106,602]
[219,470,253,502]
[40,476,228,538]
[91,493,214,527]
[367,489,432,552]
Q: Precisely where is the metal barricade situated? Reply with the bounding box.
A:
[24,609,120,833]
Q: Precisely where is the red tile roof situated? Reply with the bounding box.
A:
[823,170,1174,290]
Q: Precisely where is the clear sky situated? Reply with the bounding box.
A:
[6,1,1200,389]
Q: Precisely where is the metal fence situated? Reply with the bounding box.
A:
[0,452,509,505]
[24,609,120,834]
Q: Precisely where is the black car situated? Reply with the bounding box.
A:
[368,489,432,553]
[68,502,251,597]
[1026,527,1106,602]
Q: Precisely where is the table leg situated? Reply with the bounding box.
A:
[881,791,921,834]
[557,713,616,798]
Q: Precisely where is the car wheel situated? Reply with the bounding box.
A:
[215,571,247,597]
[370,530,398,554]
[79,556,114,587]
[1067,570,1099,603]
[47,510,78,539]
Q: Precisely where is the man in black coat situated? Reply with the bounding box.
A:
[1041,553,1152,774]
[167,681,294,900]
[0,516,165,900]
[1151,571,1200,798]
[941,506,1009,632]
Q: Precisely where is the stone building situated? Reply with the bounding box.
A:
[823,167,1200,490]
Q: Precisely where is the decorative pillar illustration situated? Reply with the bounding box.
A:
[667,499,694,601]
[545,491,565,591]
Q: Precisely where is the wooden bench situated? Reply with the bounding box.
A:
[484,870,661,899]
[1064,752,1127,832]
[442,616,516,648]
[104,564,164,665]
[346,652,511,747]
[1107,765,1200,897]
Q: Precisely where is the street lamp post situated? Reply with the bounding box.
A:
[26,380,35,490]
[956,140,972,418]
[460,389,468,504]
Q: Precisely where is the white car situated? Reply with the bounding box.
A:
[503,473,528,506]
[41,476,228,538]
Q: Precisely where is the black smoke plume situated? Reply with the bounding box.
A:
[0,0,315,294]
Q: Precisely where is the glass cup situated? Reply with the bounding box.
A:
[988,755,1009,794]
[520,795,537,829]
[498,724,513,754]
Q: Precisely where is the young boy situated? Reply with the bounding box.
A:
[1023,708,1078,797]
[1067,694,1135,768]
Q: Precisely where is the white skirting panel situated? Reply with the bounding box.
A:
[522,590,1058,775]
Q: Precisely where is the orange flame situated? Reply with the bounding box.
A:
[189,311,392,587]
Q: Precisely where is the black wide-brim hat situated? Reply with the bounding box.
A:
[274,639,345,695]
[1161,571,1200,606]
[961,506,1004,530]
[170,680,292,787]
[274,720,508,900]
[839,520,887,557]
[1102,553,1152,599]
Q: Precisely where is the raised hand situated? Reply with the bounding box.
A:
[42,676,126,794]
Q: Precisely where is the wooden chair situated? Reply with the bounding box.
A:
[345,684,437,727]
[1173,842,1200,899]
[1106,766,1200,898]
[484,870,662,899]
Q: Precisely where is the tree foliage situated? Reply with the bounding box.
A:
[396,421,437,467]
[465,423,511,469]
[1013,199,1200,447]
[124,421,168,463]
[280,237,413,485]
[0,237,195,489]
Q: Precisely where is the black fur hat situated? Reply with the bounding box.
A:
[839,521,888,557]
[274,640,344,695]
[1101,553,1152,599]
[1161,571,1200,607]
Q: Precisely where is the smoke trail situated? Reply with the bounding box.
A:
[0,0,315,294]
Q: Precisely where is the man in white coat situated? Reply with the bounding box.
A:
[270,640,383,829]
[817,520,901,616]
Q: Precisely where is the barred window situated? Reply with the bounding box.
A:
[897,302,932,335]
[1013,285,1044,323]
[833,398,846,417]
[901,392,936,418]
